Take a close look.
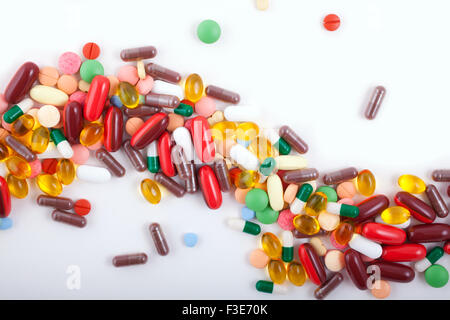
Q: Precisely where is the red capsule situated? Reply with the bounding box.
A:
[198,165,222,210]
[63,101,83,144]
[354,195,389,223]
[189,116,215,163]
[369,261,415,283]
[298,243,326,285]
[84,75,110,122]
[103,106,123,152]
[131,112,168,150]
[407,223,450,243]
[0,176,12,218]
[344,249,368,290]
[361,222,406,245]
[394,191,436,223]
[157,131,175,177]
[381,244,426,262]
[4,62,39,104]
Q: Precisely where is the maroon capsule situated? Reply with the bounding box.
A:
[122,140,147,172]
[131,112,168,150]
[123,105,162,118]
[344,249,368,290]
[95,148,126,177]
[365,86,386,120]
[407,223,450,243]
[149,223,169,256]
[314,273,344,300]
[120,46,157,61]
[279,125,309,154]
[205,85,240,104]
[394,191,436,223]
[63,101,83,144]
[213,159,232,192]
[4,62,39,104]
[185,163,198,194]
[37,195,74,210]
[154,172,186,198]
[323,167,358,185]
[4,135,36,162]
[369,261,415,283]
[431,169,450,182]
[171,145,191,180]
[103,106,123,152]
[282,168,319,184]
[354,195,389,223]
[112,253,148,267]
[51,210,86,228]
[145,63,181,84]
[425,184,449,218]
[145,93,180,109]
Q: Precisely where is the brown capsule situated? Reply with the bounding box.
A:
[145,93,180,109]
[323,167,358,185]
[145,63,181,84]
[112,253,148,267]
[354,194,389,223]
[122,140,147,172]
[51,210,86,228]
[120,46,157,61]
[213,159,232,192]
[407,223,450,243]
[171,145,191,180]
[4,135,36,162]
[344,249,368,290]
[425,184,449,218]
[37,195,74,210]
[282,168,319,184]
[4,62,39,104]
[154,172,186,197]
[394,191,436,223]
[314,272,344,300]
[123,105,162,118]
[293,229,327,239]
[369,261,415,283]
[95,148,126,177]
[205,85,240,104]
[365,86,386,120]
[149,223,169,256]
[185,163,198,194]
[279,125,309,154]
[431,169,450,182]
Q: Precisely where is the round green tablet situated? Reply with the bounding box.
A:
[245,188,268,212]
[425,264,448,288]
[80,60,104,83]
[317,186,338,202]
[256,207,279,224]
[197,19,221,44]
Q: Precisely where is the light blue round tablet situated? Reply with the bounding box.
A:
[0,218,13,230]
[184,233,198,247]
[241,207,256,221]
[237,139,250,148]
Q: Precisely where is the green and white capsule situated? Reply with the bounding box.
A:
[281,231,294,263]
[326,202,359,218]
[290,183,313,214]
[3,98,34,123]
[227,218,261,236]
[414,246,444,273]
[147,141,160,173]
[263,128,291,155]
[50,129,73,159]
[255,280,287,294]
[258,157,277,183]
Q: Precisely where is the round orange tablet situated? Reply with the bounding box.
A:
[57,74,78,95]
[336,181,356,199]
[167,113,184,132]
[371,280,391,299]
[39,67,60,86]
[125,117,144,136]
[324,249,345,272]
[235,188,251,204]
[249,249,270,269]
[284,184,299,204]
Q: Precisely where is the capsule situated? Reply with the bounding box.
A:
[123,105,162,117]
[281,230,294,263]
[5,156,31,179]
[236,122,259,145]
[211,121,237,141]
[52,209,86,228]
[263,128,291,155]
[274,155,307,171]
[146,140,160,173]
[79,122,104,147]
[370,261,415,283]
[258,157,277,183]
[120,46,157,61]
[323,167,358,185]
[145,93,180,109]
[213,159,231,192]
[76,165,112,183]
[56,159,76,185]
[227,218,261,235]
[255,280,287,294]
[407,223,450,243]
[145,63,181,83]
[4,98,34,124]
[5,135,36,162]
[198,165,222,210]
[171,145,191,180]
[286,261,306,286]
[174,103,194,117]
[140,179,161,205]
[261,232,282,259]
[314,273,344,300]
[37,195,74,210]
[154,172,185,197]
[282,168,318,184]
[362,222,406,245]
[149,223,169,256]
[36,174,63,196]
[415,247,445,273]
[381,244,427,262]
[95,148,126,177]
[394,191,436,223]
[344,249,368,290]
[11,114,34,137]
[365,86,386,119]
[380,206,410,225]
[248,137,276,161]
[205,85,240,104]
[84,75,110,121]
[267,174,284,211]
[348,233,383,259]
[185,163,199,194]
[334,222,354,246]
[0,176,11,218]
[6,174,28,199]
[122,139,147,172]
[298,243,326,285]
[118,82,139,109]
[190,116,215,163]
[278,125,308,154]
[357,169,376,196]
[113,253,148,267]
[398,174,426,194]
[158,131,175,177]
[0,142,10,161]
[267,259,286,284]
[131,112,168,150]
[431,169,450,182]
[326,202,359,218]
[229,143,259,171]
[293,214,320,235]
[63,101,83,144]
[104,106,123,152]
[50,129,73,159]
[4,62,39,104]
[304,192,327,217]
[184,73,203,102]
[290,183,313,214]
[172,127,194,162]
[425,184,448,218]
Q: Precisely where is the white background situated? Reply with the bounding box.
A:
[0,0,448,300]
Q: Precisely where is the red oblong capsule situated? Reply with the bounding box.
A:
[369,261,415,283]
[190,116,215,163]
[63,101,83,144]
[131,112,168,150]
[381,244,426,262]
[361,222,406,245]
[344,249,368,290]
[0,176,12,218]
[354,194,389,223]
[394,191,436,223]
[4,62,39,104]
[298,243,326,285]
[104,106,123,152]
[157,131,175,177]
[407,223,450,243]
[84,75,110,122]
[198,165,222,210]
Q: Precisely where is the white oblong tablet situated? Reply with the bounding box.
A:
[172,127,194,161]
[267,174,284,211]
[30,85,69,107]
[76,165,111,183]
[229,144,259,171]
[348,234,382,259]
[151,80,183,98]
[224,106,261,122]
[274,155,307,170]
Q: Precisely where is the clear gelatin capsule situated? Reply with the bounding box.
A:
[56,159,75,185]
[267,259,287,284]
[184,73,204,102]
[79,122,104,147]
[0,142,10,161]
[11,114,34,137]
[357,169,376,196]
[304,192,327,217]
[398,174,426,194]
[293,214,320,235]
[287,261,307,286]
[140,178,161,205]
[261,232,282,259]
[118,81,139,108]
[248,137,277,161]
[30,126,50,154]
[6,174,28,199]
[211,121,237,141]
[234,170,259,189]
[36,174,63,196]
[236,122,259,142]
[5,156,31,179]
[381,206,410,224]
[334,221,354,246]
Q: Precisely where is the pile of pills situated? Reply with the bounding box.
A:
[0,43,448,299]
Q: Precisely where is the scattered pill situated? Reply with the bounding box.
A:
[183,233,198,247]
[323,14,341,31]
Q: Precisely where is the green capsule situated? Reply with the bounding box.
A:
[259,157,277,177]
[296,183,313,202]
[4,105,24,124]
[275,137,291,155]
[281,231,294,263]
[228,218,261,236]
[255,280,286,294]
[174,103,194,117]
[147,141,160,173]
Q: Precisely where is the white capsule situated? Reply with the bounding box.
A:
[326,202,341,215]
[37,143,61,159]
[272,285,288,294]
[76,165,111,183]
[17,98,34,113]
[56,140,73,159]
[263,128,281,145]
[414,258,432,273]
[172,127,194,161]
[281,230,294,247]
[151,80,183,98]
[147,141,158,157]
[348,234,382,259]
[274,155,307,170]
[290,198,305,214]
[229,144,259,171]
[267,174,284,211]
[227,217,246,232]
[375,215,411,229]
[223,106,261,122]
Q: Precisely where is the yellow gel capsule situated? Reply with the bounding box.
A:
[11,114,35,137]
[293,214,320,235]
[398,174,426,194]
[118,81,139,108]
[184,73,203,102]
[236,122,259,142]
[287,261,307,286]
[56,159,75,185]
[304,192,327,217]
[267,259,286,284]
[80,122,104,147]
[0,142,10,161]
[36,174,63,196]
[234,170,259,189]
[261,232,282,259]
[30,126,50,154]
[211,121,237,141]
[381,206,410,224]
[357,169,376,196]
[140,179,161,205]
[5,156,31,179]
[6,174,28,199]
[248,137,277,161]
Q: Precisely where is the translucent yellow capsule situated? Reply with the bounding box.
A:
[304,192,327,217]
[261,232,282,259]
[398,174,426,194]
[118,81,139,108]
[293,214,320,235]
[357,169,376,196]
[248,137,277,161]
[140,179,161,205]
[79,122,104,146]
[30,126,50,154]
[234,170,259,189]
[0,142,10,161]
[6,174,28,199]
[36,174,63,196]
[211,121,237,141]
[56,159,75,185]
[11,114,35,137]
[5,156,31,179]
[236,122,259,142]
[381,206,410,224]
[267,259,286,284]
[184,73,204,102]
[287,261,307,286]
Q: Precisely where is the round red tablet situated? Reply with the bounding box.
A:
[323,14,341,31]
[82,42,101,60]
[74,199,91,216]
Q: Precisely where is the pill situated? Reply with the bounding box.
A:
[42,158,58,174]
[267,174,284,211]
[198,165,222,209]
[52,209,86,228]
[131,112,169,150]
[103,106,123,152]
[361,222,407,245]
[224,105,262,122]
[298,243,326,285]
[82,42,101,59]
[39,67,60,86]
[5,135,36,162]
[425,184,449,218]
[195,96,216,118]
[407,223,450,243]
[227,218,261,235]
[95,148,126,177]
[431,169,450,182]
[230,143,259,171]
[205,85,240,104]
[348,233,382,259]
[57,74,78,95]
[370,260,415,283]
[0,217,13,230]
[425,264,449,288]
[121,46,157,61]
[415,246,445,273]
[371,280,390,299]
[256,206,279,224]
[398,174,426,194]
[80,60,104,83]
[149,223,169,256]
[84,75,110,121]
[124,105,162,118]
[365,86,386,120]
[274,156,307,170]
[136,75,154,95]
[354,194,389,223]
[283,184,298,204]
[63,101,83,144]
[316,186,337,202]
[183,233,198,247]
[37,105,60,128]
[122,140,147,172]
[58,52,82,75]
[255,280,287,294]
[50,129,73,159]
[249,249,270,268]
[113,253,147,267]
[4,62,39,104]
[197,19,221,44]
[344,249,368,290]
[324,250,345,272]
[286,261,306,286]
[323,14,340,31]
[323,167,358,185]
[213,159,232,192]
[125,118,145,136]
[76,165,111,183]
[171,145,191,180]
[381,244,427,262]
[30,85,68,107]
[357,169,376,196]
[314,273,344,300]
[153,80,184,99]
[310,237,327,256]
[336,181,356,199]
[70,144,89,165]
[74,199,91,216]
[145,63,181,83]
[56,159,75,185]
[145,93,180,109]
[140,179,161,205]
[394,191,436,223]
[167,113,184,132]
[267,259,286,284]
[282,168,318,184]
[154,172,186,198]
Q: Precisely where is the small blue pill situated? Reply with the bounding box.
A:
[237,139,250,148]
[184,233,198,247]
[110,95,123,108]
[0,218,13,230]
[241,207,256,221]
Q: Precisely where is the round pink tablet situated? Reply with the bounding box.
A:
[337,198,354,205]
[195,96,216,118]
[2,116,11,131]
[87,140,103,150]
[0,94,8,114]
[136,75,154,95]
[117,65,139,85]
[283,184,298,204]
[58,52,82,75]
[71,144,90,165]
[69,91,87,106]
[29,159,42,178]
[249,249,270,269]
[277,209,296,231]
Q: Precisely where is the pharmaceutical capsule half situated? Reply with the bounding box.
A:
[205,85,240,104]
[323,167,358,185]
[120,46,157,61]
[145,63,181,84]
[113,253,148,267]
[414,247,444,273]
[95,148,126,177]
[365,86,386,120]
[227,218,261,235]
[149,223,169,256]
[37,195,74,210]
[52,210,86,228]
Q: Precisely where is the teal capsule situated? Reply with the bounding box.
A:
[174,103,193,117]
[281,231,294,263]
[259,157,277,177]
[255,280,286,294]
[3,99,33,124]
[275,137,291,155]
[147,141,160,173]
[227,218,261,235]
[290,183,314,214]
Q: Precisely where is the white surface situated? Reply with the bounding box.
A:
[0,0,449,300]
